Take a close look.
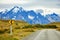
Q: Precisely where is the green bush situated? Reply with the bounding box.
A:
[21,24,57,29]
[32,24,57,28]
[0,29,9,34]
[22,25,33,28]
[0,30,5,34]
[48,25,57,28]
[33,24,43,28]
[5,29,9,31]
[42,25,57,28]
[15,27,20,29]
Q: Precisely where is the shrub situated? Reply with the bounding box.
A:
[33,24,43,28]
[22,25,33,28]
[0,29,9,34]
[32,24,57,28]
[0,30,5,34]
[42,25,57,28]
[5,29,9,31]
[15,27,20,29]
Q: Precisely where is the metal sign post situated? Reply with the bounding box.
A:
[10,25,12,35]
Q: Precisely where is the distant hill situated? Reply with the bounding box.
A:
[48,22,60,27]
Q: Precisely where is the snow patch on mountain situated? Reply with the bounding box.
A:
[46,16,55,22]
[12,7,19,13]
[12,18,16,20]
[28,15,34,20]
[1,9,8,14]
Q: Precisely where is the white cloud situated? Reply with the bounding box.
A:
[0,0,60,15]
[43,8,60,16]
[0,0,28,4]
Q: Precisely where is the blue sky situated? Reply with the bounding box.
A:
[0,0,60,15]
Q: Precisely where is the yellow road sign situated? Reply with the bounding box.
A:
[9,20,14,24]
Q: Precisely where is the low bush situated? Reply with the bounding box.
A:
[22,25,33,28]
[0,29,9,34]
[15,27,20,29]
[33,24,43,28]
[32,24,57,28]
[0,30,5,34]
[43,25,57,28]
[0,36,18,40]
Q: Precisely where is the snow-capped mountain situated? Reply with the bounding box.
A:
[0,6,60,24]
[46,13,60,22]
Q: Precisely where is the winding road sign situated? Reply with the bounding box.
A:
[9,20,15,35]
[9,20,14,24]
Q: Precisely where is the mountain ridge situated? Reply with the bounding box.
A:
[0,6,60,24]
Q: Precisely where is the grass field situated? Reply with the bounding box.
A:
[0,20,60,40]
[0,20,40,40]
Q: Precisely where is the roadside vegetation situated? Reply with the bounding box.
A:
[0,20,60,40]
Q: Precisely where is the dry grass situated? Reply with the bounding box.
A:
[0,20,60,40]
[56,28,60,31]
[0,20,39,40]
